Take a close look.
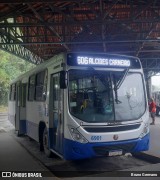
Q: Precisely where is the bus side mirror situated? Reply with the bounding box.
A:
[60,71,67,89]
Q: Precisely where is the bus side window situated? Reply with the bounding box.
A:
[21,84,26,107]
[53,75,59,109]
[10,84,16,101]
[35,70,47,101]
[16,82,20,106]
[28,75,35,101]
[9,85,12,100]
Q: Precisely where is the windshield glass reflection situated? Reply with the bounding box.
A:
[68,69,145,123]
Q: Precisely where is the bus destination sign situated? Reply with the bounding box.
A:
[77,56,130,67]
[67,53,137,68]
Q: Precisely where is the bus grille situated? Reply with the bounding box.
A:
[84,124,141,133]
[93,142,136,155]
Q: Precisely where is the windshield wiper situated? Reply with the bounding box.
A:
[87,66,110,88]
[115,68,129,90]
[113,68,129,104]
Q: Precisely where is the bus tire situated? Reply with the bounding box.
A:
[40,143,44,151]
[43,127,52,157]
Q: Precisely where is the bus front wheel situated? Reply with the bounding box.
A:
[43,127,52,157]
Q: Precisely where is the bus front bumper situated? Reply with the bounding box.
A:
[63,133,150,160]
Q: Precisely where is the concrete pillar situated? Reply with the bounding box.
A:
[146,76,152,99]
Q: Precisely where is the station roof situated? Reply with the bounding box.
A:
[0,0,160,73]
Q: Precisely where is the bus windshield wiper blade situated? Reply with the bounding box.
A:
[115,68,129,90]
[113,68,129,104]
[87,66,110,89]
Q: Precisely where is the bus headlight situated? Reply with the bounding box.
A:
[68,126,88,144]
[139,123,149,139]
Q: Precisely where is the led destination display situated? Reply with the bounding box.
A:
[67,53,141,69]
[77,56,130,67]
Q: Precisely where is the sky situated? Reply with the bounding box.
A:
[151,75,160,86]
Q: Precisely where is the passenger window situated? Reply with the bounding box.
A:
[35,70,47,101]
[10,84,16,101]
[16,83,20,106]
[53,75,59,102]
[28,75,35,101]
[53,74,62,110]
[21,84,26,107]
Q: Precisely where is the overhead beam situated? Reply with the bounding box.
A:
[1,39,160,45]
[135,24,155,56]
[1,19,160,27]
[101,0,120,52]
[134,0,160,56]
[0,0,80,3]
[100,0,107,52]
[0,27,43,64]
[27,3,70,51]
[0,43,43,64]
[132,1,153,20]
[0,4,28,22]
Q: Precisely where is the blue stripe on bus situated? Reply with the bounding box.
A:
[8,115,26,134]
[63,133,149,160]
[9,118,150,160]
[19,120,26,134]
[49,128,54,149]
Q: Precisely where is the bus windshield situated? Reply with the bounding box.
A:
[68,69,145,123]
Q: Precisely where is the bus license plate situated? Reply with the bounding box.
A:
[108,150,122,156]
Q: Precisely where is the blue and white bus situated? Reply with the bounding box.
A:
[8,52,149,160]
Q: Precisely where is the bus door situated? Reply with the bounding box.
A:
[15,82,21,131]
[50,73,64,154]
[15,82,27,134]
[19,83,27,134]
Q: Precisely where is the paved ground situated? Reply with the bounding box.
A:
[67,117,160,180]
[1,113,160,180]
[0,113,54,179]
[145,116,160,158]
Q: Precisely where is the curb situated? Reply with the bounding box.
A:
[132,152,160,163]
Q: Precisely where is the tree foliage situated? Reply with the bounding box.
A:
[0,50,35,105]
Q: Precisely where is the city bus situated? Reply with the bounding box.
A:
[8,52,149,160]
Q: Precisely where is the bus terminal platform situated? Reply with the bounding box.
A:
[0,113,160,179]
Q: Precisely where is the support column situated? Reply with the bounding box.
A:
[145,75,152,100]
